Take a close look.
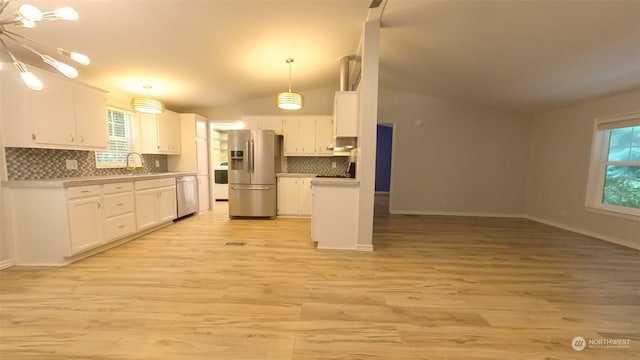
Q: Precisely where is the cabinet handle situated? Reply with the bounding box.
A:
[70,133,75,143]
[79,135,85,143]
[116,203,123,206]
[32,133,36,140]
[81,190,89,193]
[115,186,122,189]
[118,225,125,229]
[97,202,101,209]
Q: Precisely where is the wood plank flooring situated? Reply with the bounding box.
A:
[1,195,638,359]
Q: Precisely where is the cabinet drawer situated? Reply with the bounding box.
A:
[103,192,135,218]
[103,182,134,195]
[104,213,136,242]
[135,178,176,191]
[67,185,101,199]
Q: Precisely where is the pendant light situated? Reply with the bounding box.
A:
[131,85,164,115]
[276,58,303,110]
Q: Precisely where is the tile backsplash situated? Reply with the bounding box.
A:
[4,147,168,180]
[286,156,350,176]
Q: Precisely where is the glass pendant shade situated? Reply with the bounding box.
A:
[276,91,303,110]
[131,97,164,115]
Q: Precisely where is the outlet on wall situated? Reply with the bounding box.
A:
[155,160,160,168]
[65,159,78,170]
[332,162,337,168]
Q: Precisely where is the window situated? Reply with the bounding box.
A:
[95,108,140,168]
[586,112,640,218]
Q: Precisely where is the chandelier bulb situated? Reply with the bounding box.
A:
[42,55,78,78]
[43,7,78,21]
[14,62,43,91]
[18,3,42,22]
[56,48,90,65]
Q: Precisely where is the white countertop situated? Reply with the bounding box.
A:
[311,178,360,186]
[2,172,199,188]
[276,173,317,178]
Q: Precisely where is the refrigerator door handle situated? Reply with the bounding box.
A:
[230,185,272,191]
[249,139,255,173]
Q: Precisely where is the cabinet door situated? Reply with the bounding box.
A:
[135,188,159,230]
[334,91,359,137]
[195,116,208,138]
[315,117,333,155]
[157,186,177,222]
[298,178,313,216]
[277,178,299,215]
[197,175,210,213]
[67,197,103,255]
[196,137,209,174]
[298,120,316,154]
[28,69,76,146]
[139,113,160,154]
[282,119,300,155]
[73,85,108,149]
[158,110,181,153]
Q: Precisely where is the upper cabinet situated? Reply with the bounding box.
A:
[282,116,333,156]
[242,116,283,135]
[167,113,208,174]
[1,66,108,150]
[333,91,359,138]
[140,110,182,154]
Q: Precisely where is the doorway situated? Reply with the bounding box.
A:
[375,124,393,193]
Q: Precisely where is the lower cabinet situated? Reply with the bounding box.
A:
[197,175,210,213]
[6,177,179,266]
[135,178,177,231]
[67,192,103,255]
[277,177,313,216]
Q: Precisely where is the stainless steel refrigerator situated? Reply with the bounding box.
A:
[227,129,280,218]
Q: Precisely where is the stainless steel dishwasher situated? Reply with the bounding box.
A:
[176,175,199,218]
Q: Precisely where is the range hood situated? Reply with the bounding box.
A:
[327,137,357,151]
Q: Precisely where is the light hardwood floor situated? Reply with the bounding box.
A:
[1,195,638,359]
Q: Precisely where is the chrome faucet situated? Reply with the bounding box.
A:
[126,152,145,174]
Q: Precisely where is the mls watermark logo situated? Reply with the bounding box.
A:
[572,336,586,351]
[572,335,631,351]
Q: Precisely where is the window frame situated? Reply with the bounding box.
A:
[585,112,640,219]
[95,107,141,169]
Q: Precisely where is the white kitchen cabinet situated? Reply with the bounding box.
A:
[168,113,210,213]
[0,66,108,150]
[197,175,210,213]
[277,177,313,216]
[314,116,333,155]
[140,110,182,154]
[5,175,181,266]
[67,186,103,255]
[283,117,325,156]
[135,178,177,231]
[242,116,283,135]
[311,181,359,249]
[334,91,359,138]
[102,182,136,242]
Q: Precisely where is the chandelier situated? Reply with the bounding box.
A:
[0,0,89,91]
[276,58,303,110]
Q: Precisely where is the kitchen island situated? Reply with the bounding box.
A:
[2,172,196,266]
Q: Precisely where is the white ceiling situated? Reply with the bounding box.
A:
[2,0,639,115]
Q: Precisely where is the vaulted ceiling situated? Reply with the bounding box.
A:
[2,0,639,115]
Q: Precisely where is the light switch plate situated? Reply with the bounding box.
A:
[66,159,78,170]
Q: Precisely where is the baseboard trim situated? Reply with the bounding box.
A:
[524,215,640,251]
[390,209,524,218]
[356,244,374,252]
[0,259,14,270]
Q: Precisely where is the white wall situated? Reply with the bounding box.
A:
[379,90,532,216]
[190,87,338,120]
[0,75,12,267]
[526,89,640,249]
